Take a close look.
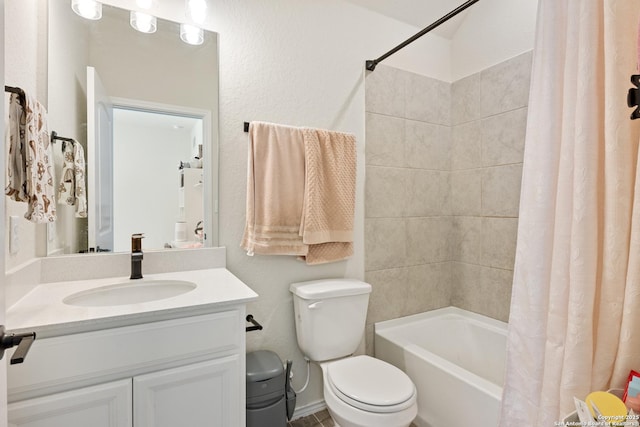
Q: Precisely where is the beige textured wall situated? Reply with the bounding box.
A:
[364,52,533,347]
[4,0,48,270]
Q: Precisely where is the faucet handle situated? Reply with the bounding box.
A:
[131,233,144,252]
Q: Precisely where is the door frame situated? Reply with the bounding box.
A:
[87,66,115,253]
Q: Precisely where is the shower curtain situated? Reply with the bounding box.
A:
[499,0,640,425]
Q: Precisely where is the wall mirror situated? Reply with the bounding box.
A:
[45,0,219,255]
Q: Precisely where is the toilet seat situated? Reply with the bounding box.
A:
[326,355,416,414]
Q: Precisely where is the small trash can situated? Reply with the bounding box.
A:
[246,350,287,427]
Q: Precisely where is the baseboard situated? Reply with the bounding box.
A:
[291,399,327,420]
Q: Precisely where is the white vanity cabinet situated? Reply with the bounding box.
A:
[6,308,246,427]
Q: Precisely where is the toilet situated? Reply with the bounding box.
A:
[290,279,417,427]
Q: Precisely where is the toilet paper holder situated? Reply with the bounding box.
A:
[246,315,263,332]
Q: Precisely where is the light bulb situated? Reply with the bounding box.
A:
[180,24,204,45]
[71,0,102,20]
[130,11,157,33]
[186,0,207,24]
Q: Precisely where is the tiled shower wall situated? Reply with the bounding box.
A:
[364,52,532,350]
[451,52,532,321]
[364,64,453,354]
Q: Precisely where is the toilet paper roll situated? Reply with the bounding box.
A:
[174,222,187,242]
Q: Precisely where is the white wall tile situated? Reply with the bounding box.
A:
[480,51,533,117]
[405,262,452,314]
[481,217,518,270]
[451,73,481,125]
[482,164,523,217]
[365,267,409,325]
[365,64,407,116]
[405,217,453,265]
[452,121,481,170]
[451,169,482,216]
[366,113,405,167]
[365,218,408,270]
[481,107,527,167]
[406,72,451,125]
[453,216,482,265]
[405,120,451,170]
[365,166,408,218]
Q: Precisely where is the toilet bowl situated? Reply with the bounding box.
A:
[320,355,417,427]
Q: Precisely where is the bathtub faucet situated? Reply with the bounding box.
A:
[130,233,144,280]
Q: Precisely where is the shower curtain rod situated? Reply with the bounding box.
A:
[365,0,481,72]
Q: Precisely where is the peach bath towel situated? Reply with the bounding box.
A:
[241,122,356,264]
[300,128,356,265]
[240,121,308,256]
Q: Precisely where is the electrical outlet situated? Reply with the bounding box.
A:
[10,215,20,255]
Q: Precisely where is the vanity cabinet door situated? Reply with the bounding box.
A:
[134,355,240,427]
[8,379,132,427]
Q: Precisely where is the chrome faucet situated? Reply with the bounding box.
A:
[130,233,144,280]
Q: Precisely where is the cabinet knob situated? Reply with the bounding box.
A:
[0,325,36,364]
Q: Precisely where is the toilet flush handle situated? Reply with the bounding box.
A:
[308,301,323,309]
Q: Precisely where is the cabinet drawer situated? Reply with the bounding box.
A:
[8,310,241,401]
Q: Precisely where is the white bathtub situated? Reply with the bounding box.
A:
[375,307,507,427]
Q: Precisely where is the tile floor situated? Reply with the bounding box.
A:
[287,409,418,427]
[288,409,334,427]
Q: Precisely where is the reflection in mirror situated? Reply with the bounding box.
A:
[111,107,205,252]
[46,0,219,255]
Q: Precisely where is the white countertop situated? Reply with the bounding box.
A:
[7,268,258,338]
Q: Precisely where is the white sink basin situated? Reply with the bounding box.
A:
[63,280,197,307]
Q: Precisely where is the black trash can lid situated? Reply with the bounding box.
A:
[246,350,284,383]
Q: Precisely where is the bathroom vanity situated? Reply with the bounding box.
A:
[4,267,257,427]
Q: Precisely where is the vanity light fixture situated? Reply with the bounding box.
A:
[72,0,207,44]
[185,0,207,25]
[180,23,204,45]
[130,11,157,33]
[71,0,102,20]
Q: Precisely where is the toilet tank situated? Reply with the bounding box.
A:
[290,279,372,362]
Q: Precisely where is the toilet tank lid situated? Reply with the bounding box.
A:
[290,279,372,300]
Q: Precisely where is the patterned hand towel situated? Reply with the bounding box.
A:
[240,121,308,256]
[5,93,28,202]
[57,141,87,218]
[5,92,56,223]
[300,128,356,265]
